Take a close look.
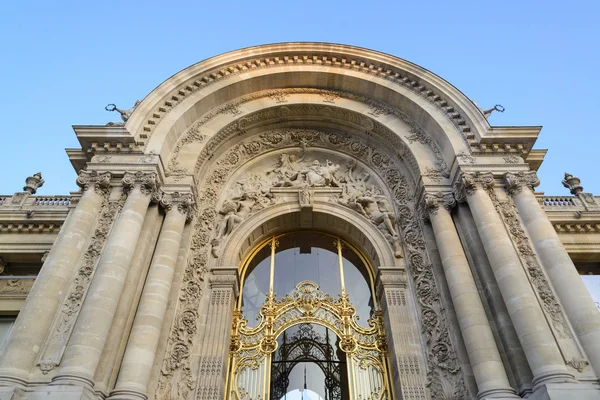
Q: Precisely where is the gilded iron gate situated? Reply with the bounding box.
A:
[226,280,392,400]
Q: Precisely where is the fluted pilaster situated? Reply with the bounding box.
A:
[375,268,429,400]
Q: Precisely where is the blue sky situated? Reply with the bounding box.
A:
[0,0,598,195]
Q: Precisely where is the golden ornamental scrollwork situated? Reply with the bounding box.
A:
[227,281,392,400]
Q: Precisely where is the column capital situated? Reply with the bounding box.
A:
[160,191,196,222]
[122,171,161,202]
[422,192,456,219]
[76,170,112,197]
[209,267,239,295]
[453,171,494,202]
[504,171,540,196]
[375,267,408,294]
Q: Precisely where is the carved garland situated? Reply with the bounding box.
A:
[137,53,474,147]
[484,186,572,339]
[166,90,450,184]
[156,128,467,399]
[167,88,450,182]
[37,194,126,374]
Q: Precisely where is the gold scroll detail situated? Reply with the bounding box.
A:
[227,281,392,400]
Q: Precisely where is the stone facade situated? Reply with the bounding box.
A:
[0,43,598,400]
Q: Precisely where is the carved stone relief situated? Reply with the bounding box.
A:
[485,185,573,339]
[156,127,468,399]
[164,89,452,184]
[37,194,125,374]
[137,53,474,148]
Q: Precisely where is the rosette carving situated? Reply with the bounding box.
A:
[76,170,112,196]
[160,192,196,221]
[122,171,161,201]
[504,171,540,196]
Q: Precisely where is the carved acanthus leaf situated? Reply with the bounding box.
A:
[453,171,494,202]
[76,170,112,197]
[423,192,456,218]
[122,171,161,201]
[504,171,540,196]
[161,192,196,221]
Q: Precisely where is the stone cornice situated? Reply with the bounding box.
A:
[127,45,486,147]
[0,223,62,234]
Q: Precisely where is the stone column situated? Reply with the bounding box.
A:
[195,268,239,400]
[423,192,517,399]
[505,171,600,377]
[52,171,161,387]
[454,172,574,389]
[0,170,111,386]
[375,267,429,400]
[110,192,194,400]
[93,204,163,393]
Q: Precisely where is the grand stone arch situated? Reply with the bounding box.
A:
[1,42,600,400]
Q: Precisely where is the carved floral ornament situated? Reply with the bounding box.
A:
[165,90,454,186]
[156,126,469,400]
[160,191,197,221]
[504,171,540,195]
[76,170,112,196]
[422,192,457,218]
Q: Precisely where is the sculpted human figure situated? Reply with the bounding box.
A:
[215,192,258,240]
[300,160,340,187]
[357,190,399,238]
[268,153,305,187]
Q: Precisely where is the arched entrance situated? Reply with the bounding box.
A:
[227,232,392,400]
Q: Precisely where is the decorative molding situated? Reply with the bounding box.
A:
[0,278,35,297]
[76,170,112,197]
[554,223,600,234]
[137,53,474,147]
[36,196,125,374]
[0,223,62,234]
[504,171,540,196]
[165,89,450,184]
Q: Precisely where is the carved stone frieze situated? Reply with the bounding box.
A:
[161,192,196,221]
[76,170,112,197]
[485,186,572,339]
[165,89,450,184]
[453,171,494,203]
[122,171,162,201]
[37,195,125,374]
[504,171,540,196]
[0,278,35,296]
